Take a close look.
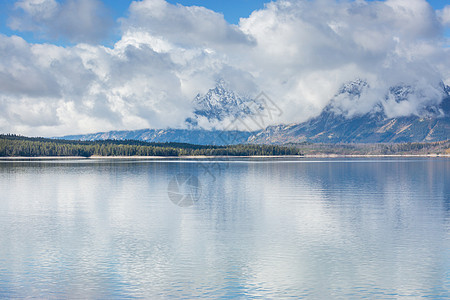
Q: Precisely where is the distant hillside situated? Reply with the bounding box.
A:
[250,111,450,144]
[288,140,450,156]
[61,128,254,146]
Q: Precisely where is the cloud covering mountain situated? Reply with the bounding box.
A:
[1,0,450,137]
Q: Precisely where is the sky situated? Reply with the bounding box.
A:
[0,0,450,137]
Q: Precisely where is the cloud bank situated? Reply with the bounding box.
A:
[1,0,450,136]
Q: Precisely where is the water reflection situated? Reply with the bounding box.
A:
[0,158,448,298]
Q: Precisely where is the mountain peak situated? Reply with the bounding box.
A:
[337,79,369,96]
[187,80,263,126]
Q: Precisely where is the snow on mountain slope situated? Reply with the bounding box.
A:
[186,79,264,127]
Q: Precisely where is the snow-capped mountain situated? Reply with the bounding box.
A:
[60,80,450,145]
[250,80,450,144]
[186,79,264,126]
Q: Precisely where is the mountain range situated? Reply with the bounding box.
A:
[61,80,450,145]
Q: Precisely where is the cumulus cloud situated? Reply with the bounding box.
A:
[1,0,450,136]
[9,0,113,43]
[121,0,255,49]
[0,35,61,97]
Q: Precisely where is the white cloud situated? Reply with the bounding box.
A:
[0,35,64,98]
[121,0,255,49]
[9,0,113,43]
[438,5,450,26]
[1,0,449,137]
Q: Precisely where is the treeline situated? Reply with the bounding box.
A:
[287,140,450,155]
[0,134,302,157]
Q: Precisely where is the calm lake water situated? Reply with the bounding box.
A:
[0,157,448,299]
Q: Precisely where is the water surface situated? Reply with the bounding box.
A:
[0,157,448,298]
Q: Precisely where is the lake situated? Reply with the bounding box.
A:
[0,157,448,298]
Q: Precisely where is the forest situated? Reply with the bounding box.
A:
[1,134,448,157]
[0,134,303,157]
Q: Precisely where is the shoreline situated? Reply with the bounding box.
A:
[0,154,449,160]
